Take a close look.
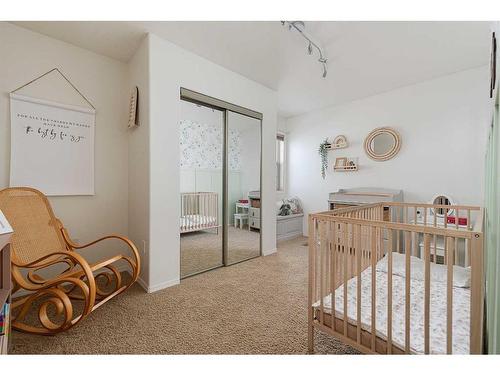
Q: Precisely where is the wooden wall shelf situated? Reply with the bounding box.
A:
[329,143,347,150]
[334,165,358,172]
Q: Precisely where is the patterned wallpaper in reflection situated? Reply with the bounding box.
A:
[180,120,241,170]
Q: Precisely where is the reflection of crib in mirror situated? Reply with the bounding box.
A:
[180,192,219,233]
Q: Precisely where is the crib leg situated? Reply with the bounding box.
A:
[308,317,315,354]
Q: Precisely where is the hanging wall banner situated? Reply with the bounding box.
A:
[9,93,95,196]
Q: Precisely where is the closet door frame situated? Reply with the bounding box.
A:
[180,88,263,269]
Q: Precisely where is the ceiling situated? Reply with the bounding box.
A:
[12,21,492,117]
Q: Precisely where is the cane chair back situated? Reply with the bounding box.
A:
[0,187,66,265]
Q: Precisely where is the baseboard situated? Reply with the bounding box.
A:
[277,231,303,242]
[116,264,179,293]
[135,275,149,292]
[145,278,180,293]
[12,261,179,297]
[262,247,277,256]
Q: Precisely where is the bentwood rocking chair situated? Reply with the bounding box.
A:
[0,187,141,335]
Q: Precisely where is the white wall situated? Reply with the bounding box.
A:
[286,67,491,235]
[127,35,150,287]
[277,115,287,133]
[129,34,278,292]
[0,22,130,262]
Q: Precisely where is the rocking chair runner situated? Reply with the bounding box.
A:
[0,187,141,335]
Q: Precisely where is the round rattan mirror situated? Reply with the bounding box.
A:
[364,127,401,161]
[430,194,456,217]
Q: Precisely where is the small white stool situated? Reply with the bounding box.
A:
[234,213,249,229]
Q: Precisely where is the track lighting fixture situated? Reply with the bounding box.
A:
[282,21,328,78]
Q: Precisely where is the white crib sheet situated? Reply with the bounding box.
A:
[180,214,217,229]
[313,256,471,354]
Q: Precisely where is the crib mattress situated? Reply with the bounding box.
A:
[313,256,471,354]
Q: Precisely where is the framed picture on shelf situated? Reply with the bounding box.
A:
[332,135,348,149]
[334,157,347,168]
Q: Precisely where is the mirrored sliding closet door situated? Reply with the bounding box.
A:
[179,88,262,279]
[179,100,224,278]
[226,111,261,265]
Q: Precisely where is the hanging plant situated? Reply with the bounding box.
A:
[318,138,331,179]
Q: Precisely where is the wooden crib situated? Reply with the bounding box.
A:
[180,192,219,233]
[308,202,484,354]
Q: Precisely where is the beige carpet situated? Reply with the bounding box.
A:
[10,236,359,354]
[181,226,260,277]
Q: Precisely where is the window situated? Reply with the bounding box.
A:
[276,133,285,192]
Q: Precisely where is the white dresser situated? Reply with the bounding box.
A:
[248,191,260,231]
[328,187,404,221]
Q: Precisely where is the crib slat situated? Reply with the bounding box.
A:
[194,195,197,230]
[205,193,208,227]
[202,194,205,228]
[446,236,454,354]
[308,216,316,353]
[397,214,401,254]
[371,226,376,351]
[465,238,471,268]
[195,195,199,230]
[330,221,336,322]
[182,194,185,231]
[210,194,213,228]
[444,234,447,265]
[412,231,417,257]
[343,222,349,337]
[198,194,201,228]
[319,221,326,324]
[356,224,362,345]
[424,233,431,354]
[405,231,411,353]
[191,194,194,230]
[189,195,192,229]
[387,229,393,354]
[183,195,185,232]
[204,194,207,228]
[201,194,205,228]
